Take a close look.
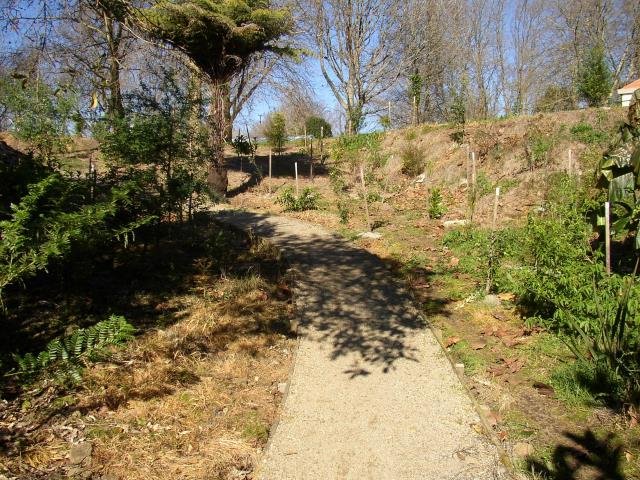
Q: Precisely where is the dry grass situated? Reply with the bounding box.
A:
[1,225,296,480]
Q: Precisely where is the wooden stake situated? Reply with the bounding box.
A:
[413,95,417,125]
[268,149,272,195]
[568,149,573,174]
[360,165,372,231]
[320,126,324,161]
[388,101,392,124]
[492,187,501,229]
[486,186,501,294]
[304,125,307,150]
[295,161,299,197]
[605,201,611,275]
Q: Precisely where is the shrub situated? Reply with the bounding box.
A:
[305,116,332,138]
[428,188,447,219]
[570,122,609,145]
[400,143,424,177]
[264,112,287,152]
[527,133,553,168]
[277,186,321,211]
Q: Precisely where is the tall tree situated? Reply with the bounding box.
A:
[577,43,612,106]
[136,0,294,194]
[306,0,402,134]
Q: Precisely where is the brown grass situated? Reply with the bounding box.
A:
[0,225,296,480]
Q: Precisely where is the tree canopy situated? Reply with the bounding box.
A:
[140,0,294,83]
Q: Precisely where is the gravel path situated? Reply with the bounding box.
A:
[216,209,508,480]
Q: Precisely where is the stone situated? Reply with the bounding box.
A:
[357,231,382,240]
[414,173,426,183]
[69,441,92,465]
[513,442,534,458]
[443,220,469,228]
[483,294,501,307]
[277,383,288,394]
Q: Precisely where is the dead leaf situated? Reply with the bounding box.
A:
[625,451,633,462]
[497,430,509,441]
[445,336,461,348]
[470,339,487,350]
[449,257,460,267]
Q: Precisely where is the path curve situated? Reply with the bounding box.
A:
[216,209,508,480]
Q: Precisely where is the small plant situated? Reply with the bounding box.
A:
[277,186,321,212]
[13,315,135,384]
[428,188,447,219]
[337,200,350,224]
[400,143,424,177]
[570,122,609,145]
[527,133,554,169]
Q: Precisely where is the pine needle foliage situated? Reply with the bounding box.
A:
[139,0,294,82]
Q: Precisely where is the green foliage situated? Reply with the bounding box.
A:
[527,133,554,168]
[0,76,77,163]
[428,188,447,219]
[379,115,391,131]
[0,174,149,303]
[231,134,256,157]
[277,186,321,212]
[577,44,613,107]
[597,92,640,249]
[337,200,350,224]
[13,315,135,384]
[535,85,576,113]
[400,143,425,177]
[570,122,610,145]
[100,70,211,219]
[264,112,287,152]
[305,116,332,138]
[331,133,386,170]
[140,0,294,82]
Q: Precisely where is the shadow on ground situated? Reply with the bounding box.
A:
[226,152,328,198]
[217,210,452,377]
[526,429,626,480]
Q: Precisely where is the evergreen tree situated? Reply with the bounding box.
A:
[264,112,287,153]
[577,44,612,107]
[136,0,294,194]
[305,116,332,139]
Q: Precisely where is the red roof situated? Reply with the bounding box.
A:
[618,78,640,93]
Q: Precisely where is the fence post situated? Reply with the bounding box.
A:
[486,187,501,294]
[295,161,299,197]
[268,149,272,195]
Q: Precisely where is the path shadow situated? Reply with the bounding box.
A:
[526,429,626,480]
[217,211,451,377]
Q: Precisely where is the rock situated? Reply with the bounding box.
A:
[513,442,534,458]
[414,173,426,183]
[443,219,469,228]
[483,294,501,307]
[449,257,460,268]
[277,383,288,394]
[69,441,92,465]
[358,231,382,240]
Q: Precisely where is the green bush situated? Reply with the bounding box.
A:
[570,122,609,145]
[305,116,332,138]
[400,143,424,177]
[527,133,554,168]
[428,188,447,219]
[277,186,321,212]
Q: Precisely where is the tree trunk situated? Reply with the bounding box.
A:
[207,81,229,196]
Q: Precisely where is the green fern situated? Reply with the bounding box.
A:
[13,315,135,384]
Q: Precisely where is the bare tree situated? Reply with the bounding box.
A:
[305,0,403,134]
